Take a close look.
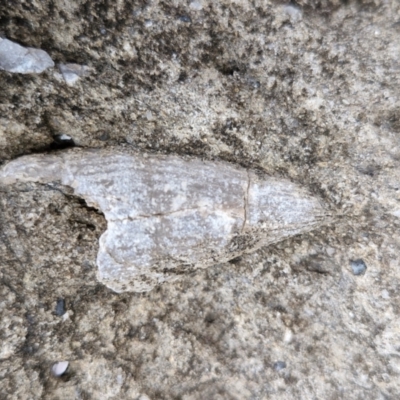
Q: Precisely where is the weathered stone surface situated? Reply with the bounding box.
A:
[0,38,54,74]
[1,0,400,398]
[0,149,325,292]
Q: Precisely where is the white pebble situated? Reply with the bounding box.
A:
[51,361,69,376]
[326,246,336,256]
[58,63,91,86]
[59,134,72,141]
[189,1,203,11]
[283,5,302,23]
[284,329,293,343]
[0,38,54,74]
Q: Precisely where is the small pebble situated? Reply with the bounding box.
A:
[179,15,191,23]
[284,329,293,343]
[59,63,91,86]
[189,1,203,11]
[52,134,75,149]
[55,298,66,316]
[98,132,110,141]
[283,5,302,22]
[350,259,367,275]
[59,134,72,141]
[62,311,70,321]
[273,361,286,371]
[326,246,335,257]
[247,77,260,89]
[51,361,69,377]
[381,289,390,299]
[0,37,54,74]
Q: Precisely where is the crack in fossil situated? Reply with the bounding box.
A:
[108,206,206,222]
[241,170,251,234]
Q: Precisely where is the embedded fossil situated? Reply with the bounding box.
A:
[0,149,326,292]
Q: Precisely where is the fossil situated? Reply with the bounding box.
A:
[0,149,326,292]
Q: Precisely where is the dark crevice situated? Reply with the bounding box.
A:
[32,135,76,154]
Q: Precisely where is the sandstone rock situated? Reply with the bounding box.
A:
[1,0,399,398]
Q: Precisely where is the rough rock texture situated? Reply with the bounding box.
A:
[0,149,325,292]
[0,0,400,399]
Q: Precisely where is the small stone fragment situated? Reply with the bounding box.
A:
[302,254,337,275]
[283,5,302,23]
[51,361,69,377]
[189,1,203,11]
[55,298,66,316]
[58,134,72,141]
[0,38,54,74]
[350,259,367,275]
[273,361,287,371]
[52,134,75,149]
[58,63,91,86]
[179,15,192,23]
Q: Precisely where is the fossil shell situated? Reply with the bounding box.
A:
[0,149,326,292]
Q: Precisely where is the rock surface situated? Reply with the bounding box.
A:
[0,0,400,399]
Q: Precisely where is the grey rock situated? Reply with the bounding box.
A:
[55,298,66,316]
[273,361,287,371]
[189,1,203,11]
[0,149,326,292]
[178,15,192,23]
[0,38,54,74]
[350,259,367,275]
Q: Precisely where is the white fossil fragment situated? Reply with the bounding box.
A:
[0,38,54,74]
[58,63,91,86]
[0,149,326,293]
